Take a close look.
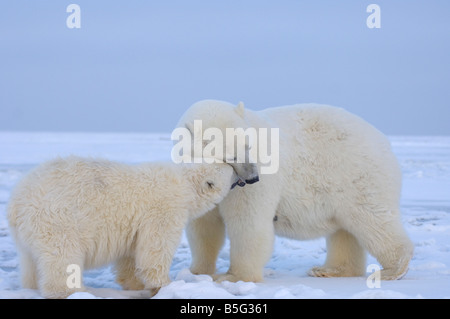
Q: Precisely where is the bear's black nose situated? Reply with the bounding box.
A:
[245,176,259,184]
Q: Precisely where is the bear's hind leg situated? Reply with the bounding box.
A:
[309,229,366,278]
[19,248,38,289]
[35,240,85,299]
[343,210,414,280]
[36,255,85,298]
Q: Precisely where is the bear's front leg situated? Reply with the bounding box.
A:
[187,206,225,275]
[215,194,277,283]
[214,218,275,283]
[134,218,185,296]
[134,252,171,297]
[115,256,145,290]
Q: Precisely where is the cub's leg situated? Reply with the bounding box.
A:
[19,248,38,289]
[134,218,184,296]
[37,251,85,299]
[115,256,144,290]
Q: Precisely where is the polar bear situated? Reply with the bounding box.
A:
[176,100,414,282]
[7,156,237,298]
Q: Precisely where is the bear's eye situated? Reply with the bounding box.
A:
[206,181,215,189]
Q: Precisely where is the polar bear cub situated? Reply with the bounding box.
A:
[7,156,236,298]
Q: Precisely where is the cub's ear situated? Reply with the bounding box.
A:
[205,180,215,190]
[235,101,245,118]
[201,179,217,194]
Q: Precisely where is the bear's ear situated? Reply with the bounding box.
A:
[185,122,196,136]
[235,101,245,118]
[185,121,202,142]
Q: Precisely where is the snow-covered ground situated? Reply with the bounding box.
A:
[0,132,449,299]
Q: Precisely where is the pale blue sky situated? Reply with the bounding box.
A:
[1,1,449,135]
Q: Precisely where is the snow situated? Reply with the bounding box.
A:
[0,132,449,299]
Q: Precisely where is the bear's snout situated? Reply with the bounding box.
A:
[229,162,259,187]
[245,176,259,184]
[231,178,246,189]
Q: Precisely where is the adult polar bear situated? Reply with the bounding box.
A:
[176,99,413,282]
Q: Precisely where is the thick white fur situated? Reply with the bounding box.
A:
[179,100,414,282]
[7,156,234,298]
